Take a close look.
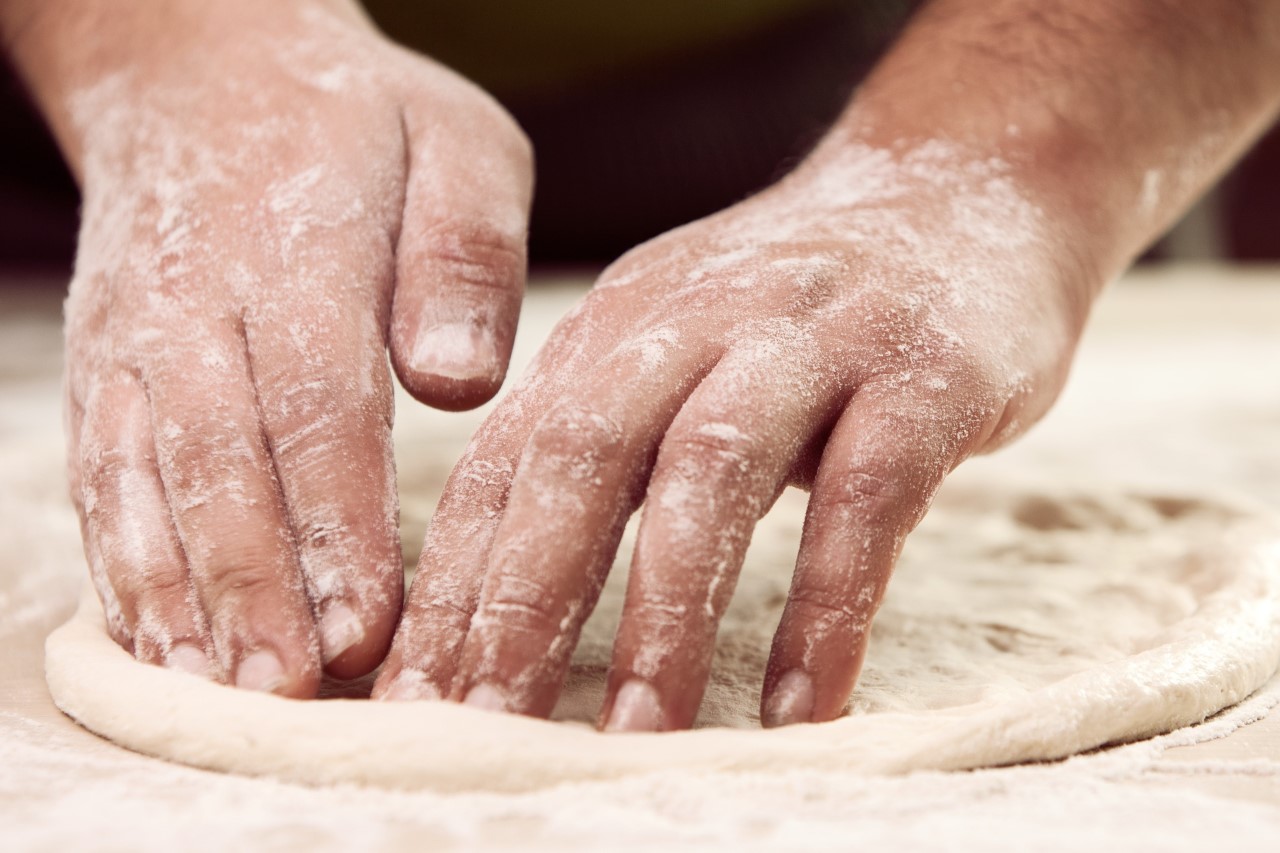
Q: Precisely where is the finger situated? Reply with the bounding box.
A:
[389,89,534,410]
[369,433,520,702]
[447,342,715,717]
[372,296,630,702]
[147,324,320,697]
[78,375,214,676]
[761,386,980,727]
[602,349,843,731]
[64,368,128,648]
[245,243,403,679]
[61,295,133,645]
[369,367,570,703]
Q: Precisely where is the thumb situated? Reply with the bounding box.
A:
[390,89,533,411]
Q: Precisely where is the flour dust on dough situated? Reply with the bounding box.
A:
[44,454,1280,793]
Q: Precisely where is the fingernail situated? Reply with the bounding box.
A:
[378,672,442,702]
[762,670,815,728]
[165,643,214,679]
[604,679,663,733]
[236,650,287,693]
[463,682,507,712]
[319,604,365,664]
[411,321,498,380]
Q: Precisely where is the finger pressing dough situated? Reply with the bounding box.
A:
[45,469,1280,792]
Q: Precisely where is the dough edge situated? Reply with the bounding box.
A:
[45,524,1280,793]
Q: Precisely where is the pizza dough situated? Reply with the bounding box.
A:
[45,468,1280,792]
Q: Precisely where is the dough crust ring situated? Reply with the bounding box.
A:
[46,484,1280,792]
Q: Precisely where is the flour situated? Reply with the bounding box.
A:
[44,455,1280,790]
[9,275,1280,849]
[9,689,1280,852]
[56,4,480,682]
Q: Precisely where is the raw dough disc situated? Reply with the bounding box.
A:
[45,473,1280,792]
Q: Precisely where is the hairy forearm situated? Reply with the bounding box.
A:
[811,0,1280,285]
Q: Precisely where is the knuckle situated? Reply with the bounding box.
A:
[420,595,477,637]
[410,567,482,627]
[465,94,534,170]
[199,555,281,602]
[295,517,366,576]
[113,563,190,608]
[267,384,339,460]
[295,509,398,593]
[159,415,251,486]
[811,466,906,523]
[271,401,385,474]
[529,404,624,463]
[650,425,767,519]
[786,585,868,633]
[915,343,1014,405]
[143,565,192,598]
[627,591,694,632]
[441,453,516,508]
[80,445,130,518]
[418,219,525,293]
[661,422,754,477]
[297,509,359,552]
[474,570,562,636]
[828,466,900,504]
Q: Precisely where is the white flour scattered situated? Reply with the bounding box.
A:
[6,276,1280,847]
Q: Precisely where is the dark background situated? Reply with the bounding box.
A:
[2,1,1277,273]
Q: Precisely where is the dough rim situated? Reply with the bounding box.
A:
[45,516,1280,794]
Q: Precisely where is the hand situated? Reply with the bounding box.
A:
[62,1,533,695]
[373,139,1094,729]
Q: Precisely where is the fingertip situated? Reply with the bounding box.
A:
[164,643,217,680]
[388,213,526,412]
[602,678,664,733]
[462,682,508,712]
[320,599,398,681]
[319,603,366,665]
[233,646,321,699]
[410,320,502,382]
[374,669,443,702]
[235,649,289,694]
[392,319,510,411]
[761,669,815,728]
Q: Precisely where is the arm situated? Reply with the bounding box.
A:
[2,0,371,174]
[373,0,1280,729]
[819,0,1280,283]
[3,0,534,694]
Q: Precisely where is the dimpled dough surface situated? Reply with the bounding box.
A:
[45,451,1280,791]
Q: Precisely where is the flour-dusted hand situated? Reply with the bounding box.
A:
[371,137,1095,727]
[20,0,532,694]
[371,0,1280,730]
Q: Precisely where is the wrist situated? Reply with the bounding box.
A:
[3,0,373,178]
[795,0,1280,299]
[799,110,1113,294]
[777,125,1105,338]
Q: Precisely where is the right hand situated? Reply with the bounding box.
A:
[60,0,533,695]
[370,139,1093,729]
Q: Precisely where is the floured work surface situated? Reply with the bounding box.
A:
[8,268,1280,849]
[45,469,1280,791]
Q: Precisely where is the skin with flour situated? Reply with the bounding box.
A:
[372,2,1280,732]
[4,0,1280,730]
[3,0,534,694]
